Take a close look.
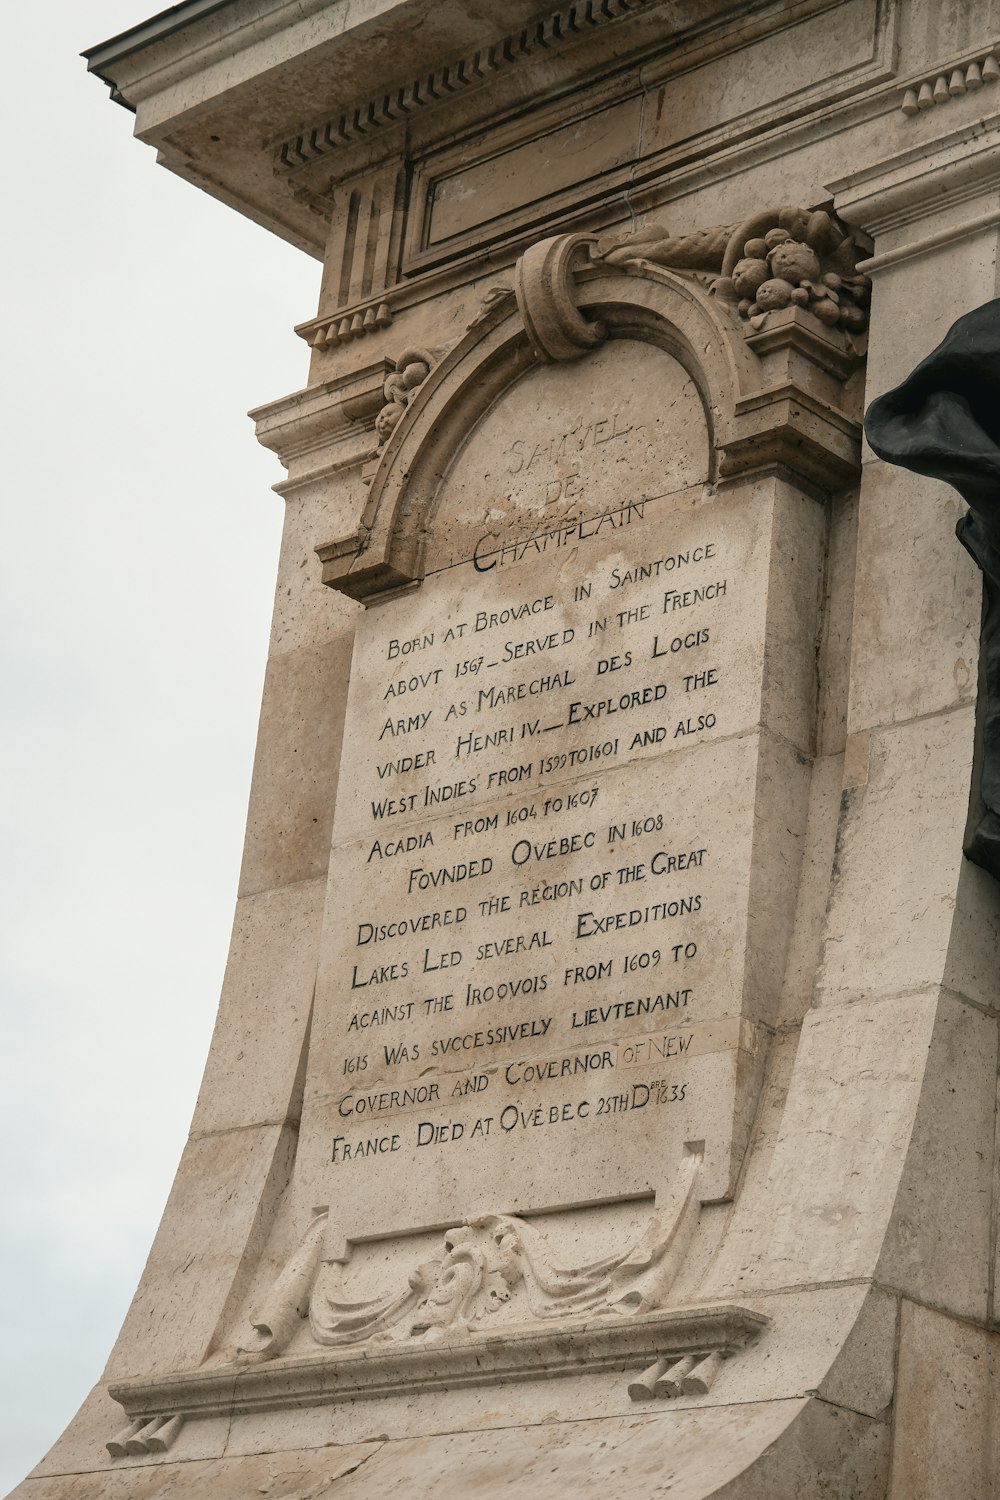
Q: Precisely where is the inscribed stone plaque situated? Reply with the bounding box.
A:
[302,339,771,1263]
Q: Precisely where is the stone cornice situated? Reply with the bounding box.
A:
[273,0,659,173]
[108,1303,769,1420]
[828,120,1000,280]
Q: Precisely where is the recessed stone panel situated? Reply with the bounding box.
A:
[298,336,816,1264]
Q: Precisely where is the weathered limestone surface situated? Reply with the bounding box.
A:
[18,0,1000,1494]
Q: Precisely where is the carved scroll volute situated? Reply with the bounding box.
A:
[514,233,607,362]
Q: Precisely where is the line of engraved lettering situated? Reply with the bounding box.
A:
[473,597,555,631]
[410,1075,689,1153]
[504,412,640,476]
[367,830,433,863]
[567,683,667,724]
[348,1001,416,1031]
[338,1081,443,1119]
[472,501,647,574]
[464,973,548,1005]
[571,990,694,1027]
[538,738,618,774]
[424,776,477,806]
[356,907,467,946]
[383,668,443,699]
[387,634,434,660]
[576,896,702,937]
[651,627,710,657]
[519,878,584,906]
[429,1015,553,1057]
[476,669,574,710]
[351,960,410,988]
[332,1133,401,1162]
[609,543,717,590]
[662,580,727,611]
[407,858,493,893]
[376,748,436,779]
[453,813,499,841]
[339,1071,494,1124]
[378,710,431,740]
[475,929,552,961]
[374,1029,548,1069]
[510,831,595,865]
[501,1032,696,1087]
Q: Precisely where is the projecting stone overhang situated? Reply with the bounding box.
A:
[85,0,898,269]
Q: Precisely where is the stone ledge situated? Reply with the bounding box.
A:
[109,1303,768,1419]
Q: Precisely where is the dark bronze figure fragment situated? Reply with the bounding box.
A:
[865,299,1000,880]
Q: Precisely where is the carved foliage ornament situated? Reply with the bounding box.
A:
[374,346,441,449]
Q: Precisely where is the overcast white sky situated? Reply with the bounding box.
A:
[0,5,319,1491]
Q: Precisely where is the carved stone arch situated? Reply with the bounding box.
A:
[318,238,860,602]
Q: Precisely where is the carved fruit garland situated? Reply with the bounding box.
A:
[723,212,869,333]
[601,205,870,345]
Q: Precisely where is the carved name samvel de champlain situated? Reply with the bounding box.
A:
[107,206,868,1446]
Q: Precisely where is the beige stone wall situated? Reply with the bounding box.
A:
[20,1,1000,1494]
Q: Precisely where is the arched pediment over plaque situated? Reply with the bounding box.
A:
[319,237,861,601]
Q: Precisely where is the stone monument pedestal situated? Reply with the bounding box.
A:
[14,2,1000,1495]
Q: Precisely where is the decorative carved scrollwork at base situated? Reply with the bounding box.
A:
[241,1149,701,1359]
